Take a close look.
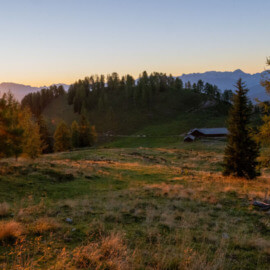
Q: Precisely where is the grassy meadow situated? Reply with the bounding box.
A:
[0,135,270,269]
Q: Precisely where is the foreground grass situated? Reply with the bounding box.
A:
[0,141,270,269]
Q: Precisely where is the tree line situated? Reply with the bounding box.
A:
[54,116,97,152]
[67,72,233,115]
[21,85,65,116]
[0,92,97,160]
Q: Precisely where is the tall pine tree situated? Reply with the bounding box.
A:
[223,79,259,179]
[257,57,270,166]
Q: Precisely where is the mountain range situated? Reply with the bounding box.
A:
[0,83,70,101]
[0,69,269,102]
[179,69,269,102]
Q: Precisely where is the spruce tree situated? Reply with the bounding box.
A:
[78,115,96,147]
[257,58,270,165]
[54,122,71,152]
[261,58,270,94]
[223,79,259,179]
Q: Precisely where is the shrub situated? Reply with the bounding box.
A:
[73,232,129,269]
[33,217,60,234]
[0,221,23,242]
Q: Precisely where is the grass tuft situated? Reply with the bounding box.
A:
[0,221,23,242]
[0,202,10,217]
[72,232,130,269]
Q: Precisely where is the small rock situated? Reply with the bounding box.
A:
[71,228,76,232]
[65,218,73,224]
[222,233,229,239]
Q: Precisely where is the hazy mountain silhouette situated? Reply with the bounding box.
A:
[1,69,269,102]
[0,83,70,101]
[179,69,269,102]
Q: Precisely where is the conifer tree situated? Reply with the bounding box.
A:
[54,122,71,152]
[174,78,183,91]
[0,92,24,159]
[78,115,96,147]
[90,125,97,145]
[197,80,204,93]
[223,79,259,179]
[37,115,53,153]
[257,57,270,165]
[261,58,270,94]
[71,120,80,148]
[20,107,43,159]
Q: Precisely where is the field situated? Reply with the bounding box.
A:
[0,137,270,270]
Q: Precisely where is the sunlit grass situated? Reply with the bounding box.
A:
[0,142,270,269]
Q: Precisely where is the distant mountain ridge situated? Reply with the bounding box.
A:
[1,69,269,102]
[179,69,269,102]
[0,82,70,101]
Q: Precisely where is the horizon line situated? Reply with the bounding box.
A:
[0,68,266,88]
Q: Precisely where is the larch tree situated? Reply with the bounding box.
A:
[20,107,43,159]
[223,79,260,179]
[54,122,72,152]
[0,92,24,159]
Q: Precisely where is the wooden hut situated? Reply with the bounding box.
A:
[184,127,228,142]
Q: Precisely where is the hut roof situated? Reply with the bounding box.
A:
[188,128,228,136]
[184,135,196,142]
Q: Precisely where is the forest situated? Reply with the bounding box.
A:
[2,69,269,161]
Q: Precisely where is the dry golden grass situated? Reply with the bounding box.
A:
[72,232,129,270]
[56,198,94,218]
[248,237,270,255]
[179,244,227,270]
[0,221,23,241]
[135,228,228,270]
[1,146,270,269]
[32,217,60,234]
[145,183,195,200]
[0,202,10,217]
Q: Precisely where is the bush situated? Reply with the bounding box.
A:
[73,232,129,269]
[32,217,60,234]
[0,221,23,242]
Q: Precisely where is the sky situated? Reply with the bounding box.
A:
[0,0,269,86]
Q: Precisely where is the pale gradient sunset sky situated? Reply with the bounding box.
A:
[0,0,269,86]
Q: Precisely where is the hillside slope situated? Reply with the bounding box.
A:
[42,89,230,142]
[106,106,228,148]
[42,95,80,133]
